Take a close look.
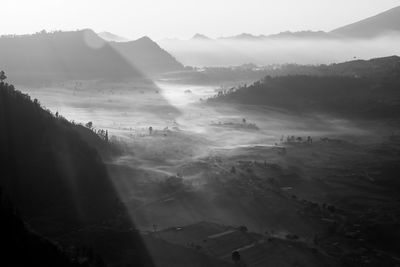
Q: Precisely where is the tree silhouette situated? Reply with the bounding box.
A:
[0,70,7,83]
[85,121,93,129]
[232,251,241,264]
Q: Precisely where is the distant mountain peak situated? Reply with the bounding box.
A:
[135,35,154,42]
[219,33,266,40]
[267,30,331,39]
[191,33,211,40]
[108,35,184,74]
[131,36,161,48]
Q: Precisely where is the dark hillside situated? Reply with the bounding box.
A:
[0,81,120,234]
[0,188,106,267]
[208,74,400,119]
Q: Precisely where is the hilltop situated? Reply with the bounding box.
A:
[109,36,184,75]
[207,56,400,119]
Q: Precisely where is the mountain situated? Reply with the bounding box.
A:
[219,33,266,40]
[0,29,184,84]
[110,36,184,75]
[331,6,400,38]
[0,29,139,83]
[267,30,331,39]
[159,6,400,66]
[191,33,211,40]
[218,6,400,40]
[97,31,129,42]
[219,31,332,40]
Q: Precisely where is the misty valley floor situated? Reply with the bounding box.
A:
[17,79,400,266]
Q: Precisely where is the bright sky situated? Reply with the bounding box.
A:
[2,0,400,40]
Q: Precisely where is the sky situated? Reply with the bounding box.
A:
[2,0,400,40]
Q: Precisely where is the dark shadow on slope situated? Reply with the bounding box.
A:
[0,81,155,266]
[0,187,109,267]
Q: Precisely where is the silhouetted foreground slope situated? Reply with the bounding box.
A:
[0,81,157,266]
[0,81,122,234]
[1,81,227,267]
[208,57,400,119]
[0,189,107,267]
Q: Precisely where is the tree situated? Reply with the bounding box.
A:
[232,251,241,264]
[238,225,248,233]
[0,71,7,83]
[85,121,93,129]
[231,166,236,174]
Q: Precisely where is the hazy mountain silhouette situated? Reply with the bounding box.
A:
[110,36,184,75]
[187,31,331,41]
[0,29,183,84]
[219,33,266,40]
[191,33,212,40]
[216,6,400,40]
[0,29,140,83]
[162,5,400,45]
[267,30,331,39]
[331,6,400,38]
[160,6,400,66]
[97,31,129,42]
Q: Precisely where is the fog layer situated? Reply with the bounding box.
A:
[160,36,400,66]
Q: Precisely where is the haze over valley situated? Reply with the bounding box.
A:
[1,2,400,266]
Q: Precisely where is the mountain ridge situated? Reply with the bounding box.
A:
[0,29,184,84]
[160,5,400,42]
[331,5,400,38]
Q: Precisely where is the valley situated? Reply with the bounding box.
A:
[2,3,400,265]
[18,75,400,266]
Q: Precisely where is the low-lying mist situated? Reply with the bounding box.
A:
[160,36,400,66]
[23,80,373,167]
